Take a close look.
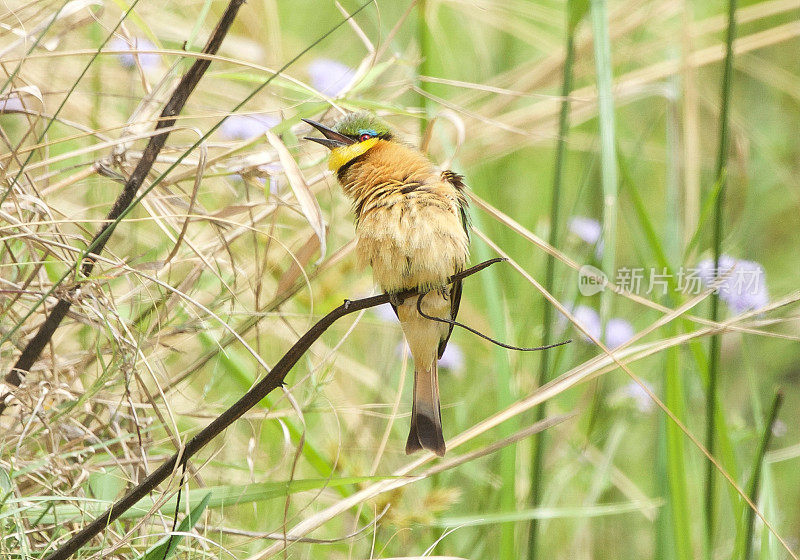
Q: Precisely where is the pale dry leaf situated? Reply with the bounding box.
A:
[266,129,327,262]
[275,231,322,297]
[209,202,262,219]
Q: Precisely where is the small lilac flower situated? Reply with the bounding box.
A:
[393,340,464,371]
[696,254,735,285]
[569,216,601,244]
[228,173,266,185]
[395,341,408,359]
[371,302,398,323]
[220,114,279,140]
[696,255,769,313]
[258,162,284,175]
[560,305,602,342]
[605,318,634,349]
[568,216,604,258]
[308,58,355,97]
[438,343,464,371]
[257,161,285,194]
[0,95,24,113]
[110,37,160,70]
[621,380,655,413]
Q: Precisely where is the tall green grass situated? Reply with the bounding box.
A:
[705,1,738,556]
[527,1,582,558]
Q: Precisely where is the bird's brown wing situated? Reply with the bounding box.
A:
[438,170,471,358]
[438,278,462,358]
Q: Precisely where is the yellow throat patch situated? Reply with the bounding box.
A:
[328,138,379,172]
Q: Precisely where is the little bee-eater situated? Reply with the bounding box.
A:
[304,112,470,456]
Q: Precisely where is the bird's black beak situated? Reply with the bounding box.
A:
[302,118,355,150]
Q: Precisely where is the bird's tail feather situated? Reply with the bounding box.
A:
[405,360,445,456]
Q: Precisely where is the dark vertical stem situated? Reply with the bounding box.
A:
[527,28,575,560]
[705,0,737,555]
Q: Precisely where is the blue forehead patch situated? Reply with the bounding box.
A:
[357,128,378,137]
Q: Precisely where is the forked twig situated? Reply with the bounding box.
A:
[43,258,506,560]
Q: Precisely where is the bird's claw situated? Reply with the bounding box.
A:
[388,292,405,307]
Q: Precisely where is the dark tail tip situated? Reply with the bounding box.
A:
[406,413,446,457]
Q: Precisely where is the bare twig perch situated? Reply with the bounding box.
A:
[44,258,505,560]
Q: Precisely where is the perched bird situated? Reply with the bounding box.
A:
[304,112,470,456]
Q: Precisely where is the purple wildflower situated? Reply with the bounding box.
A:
[569,216,601,244]
[772,420,787,438]
[438,343,465,371]
[559,305,635,347]
[696,255,769,313]
[621,380,655,413]
[605,318,634,349]
[110,37,160,70]
[395,341,407,359]
[371,302,399,323]
[308,58,355,97]
[0,95,25,113]
[394,340,464,372]
[561,305,602,342]
[220,114,279,140]
[228,173,266,185]
[568,216,604,257]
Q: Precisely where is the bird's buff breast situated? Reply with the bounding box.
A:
[355,199,469,293]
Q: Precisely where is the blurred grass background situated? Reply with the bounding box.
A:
[1,0,799,558]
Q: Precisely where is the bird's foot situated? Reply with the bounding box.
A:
[388,292,405,307]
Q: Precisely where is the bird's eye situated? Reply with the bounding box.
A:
[359,133,373,142]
